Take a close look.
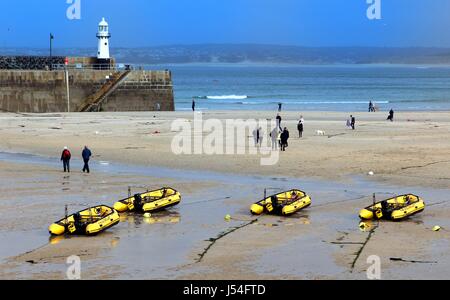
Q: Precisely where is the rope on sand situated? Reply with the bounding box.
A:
[196,218,258,263]
[350,224,379,272]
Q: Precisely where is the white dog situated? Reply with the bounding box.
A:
[316,130,326,136]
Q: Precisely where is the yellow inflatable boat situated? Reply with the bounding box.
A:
[49,205,120,236]
[114,187,181,213]
[359,194,425,221]
[250,189,312,216]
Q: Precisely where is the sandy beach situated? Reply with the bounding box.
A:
[0,110,449,279]
[1,110,450,188]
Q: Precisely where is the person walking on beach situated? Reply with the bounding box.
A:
[297,116,304,138]
[278,130,282,148]
[346,118,352,128]
[61,146,71,173]
[387,109,394,122]
[280,127,290,151]
[278,103,283,112]
[350,115,356,130]
[253,127,263,147]
[270,127,280,150]
[276,114,282,131]
[192,98,196,111]
[369,101,374,112]
[82,146,92,173]
[258,127,263,147]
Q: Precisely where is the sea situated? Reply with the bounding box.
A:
[144,64,450,112]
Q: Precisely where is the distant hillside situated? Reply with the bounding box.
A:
[2,44,450,65]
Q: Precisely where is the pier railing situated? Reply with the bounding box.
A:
[51,63,138,71]
[78,70,132,112]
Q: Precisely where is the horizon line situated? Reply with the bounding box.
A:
[1,44,450,50]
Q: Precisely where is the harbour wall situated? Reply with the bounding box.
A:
[0,69,174,113]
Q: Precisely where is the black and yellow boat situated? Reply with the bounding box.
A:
[49,205,120,236]
[250,189,311,216]
[113,187,181,213]
[359,194,425,221]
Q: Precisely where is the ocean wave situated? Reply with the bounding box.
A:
[193,97,389,104]
[390,99,448,103]
[206,95,249,100]
[286,101,390,104]
[236,101,390,105]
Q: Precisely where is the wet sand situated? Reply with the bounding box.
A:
[1,111,449,189]
[0,111,450,279]
[0,153,449,280]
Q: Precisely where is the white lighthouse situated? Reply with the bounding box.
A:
[96,17,111,60]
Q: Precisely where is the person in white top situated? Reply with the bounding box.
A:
[270,127,280,150]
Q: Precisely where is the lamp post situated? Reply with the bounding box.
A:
[49,33,54,70]
[64,57,70,113]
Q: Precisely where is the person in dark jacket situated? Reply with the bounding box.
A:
[280,127,290,151]
[61,146,71,173]
[297,116,304,138]
[192,98,196,111]
[276,114,282,131]
[82,146,92,173]
[369,101,374,112]
[350,115,356,130]
[387,109,394,122]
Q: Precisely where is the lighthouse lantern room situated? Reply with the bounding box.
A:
[97,17,111,62]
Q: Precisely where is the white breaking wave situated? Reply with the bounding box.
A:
[285,101,390,104]
[206,95,248,100]
[239,100,389,105]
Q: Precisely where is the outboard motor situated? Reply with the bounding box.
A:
[271,195,282,214]
[72,212,87,234]
[134,194,144,211]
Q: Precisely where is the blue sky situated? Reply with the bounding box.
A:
[1,0,449,48]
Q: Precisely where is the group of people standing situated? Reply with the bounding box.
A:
[275,114,292,151]
[268,126,290,152]
[60,146,92,173]
[344,101,396,131]
[256,114,304,152]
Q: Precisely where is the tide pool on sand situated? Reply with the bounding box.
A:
[183,284,265,297]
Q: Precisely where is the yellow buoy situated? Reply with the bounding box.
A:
[224,214,231,221]
[433,225,441,232]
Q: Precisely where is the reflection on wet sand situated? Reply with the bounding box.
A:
[48,232,121,249]
[359,220,374,232]
[255,215,311,227]
[48,235,65,245]
[119,211,181,226]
